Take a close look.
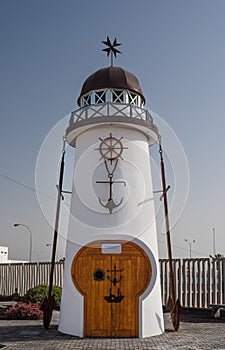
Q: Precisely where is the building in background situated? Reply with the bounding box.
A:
[0,246,27,264]
[0,246,8,263]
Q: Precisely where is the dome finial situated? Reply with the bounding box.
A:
[102,36,122,66]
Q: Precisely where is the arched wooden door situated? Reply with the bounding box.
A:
[71,240,151,337]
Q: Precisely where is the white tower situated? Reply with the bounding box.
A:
[59,48,164,337]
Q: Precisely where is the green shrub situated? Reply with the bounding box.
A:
[23,284,62,308]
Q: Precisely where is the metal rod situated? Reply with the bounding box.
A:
[111,51,113,67]
[48,137,66,300]
[159,136,176,305]
[212,227,216,257]
[184,239,196,259]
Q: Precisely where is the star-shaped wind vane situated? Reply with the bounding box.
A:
[102,36,122,66]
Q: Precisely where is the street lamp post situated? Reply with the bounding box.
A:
[212,227,216,257]
[184,239,196,259]
[13,223,33,262]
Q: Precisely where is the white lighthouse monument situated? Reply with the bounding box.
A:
[59,39,164,338]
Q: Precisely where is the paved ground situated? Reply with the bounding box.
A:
[0,311,225,350]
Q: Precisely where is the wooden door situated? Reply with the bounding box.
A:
[71,241,151,337]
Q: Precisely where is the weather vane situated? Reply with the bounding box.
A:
[102,36,122,67]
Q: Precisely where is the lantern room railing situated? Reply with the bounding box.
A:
[69,102,154,126]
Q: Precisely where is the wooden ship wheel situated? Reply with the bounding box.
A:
[97,133,127,163]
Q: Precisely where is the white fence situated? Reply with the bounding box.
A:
[160,258,225,308]
[0,262,64,296]
[0,259,224,308]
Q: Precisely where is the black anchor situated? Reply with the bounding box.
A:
[96,160,126,214]
[107,265,123,286]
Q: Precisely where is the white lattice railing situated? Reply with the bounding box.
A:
[69,102,153,125]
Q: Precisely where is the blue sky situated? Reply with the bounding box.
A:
[1,0,225,260]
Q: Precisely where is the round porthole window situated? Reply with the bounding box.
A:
[93,269,105,281]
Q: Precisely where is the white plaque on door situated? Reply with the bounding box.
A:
[101,243,122,254]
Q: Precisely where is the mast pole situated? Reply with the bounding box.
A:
[159,136,175,305]
[42,136,66,329]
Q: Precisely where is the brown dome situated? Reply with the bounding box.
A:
[77,66,145,106]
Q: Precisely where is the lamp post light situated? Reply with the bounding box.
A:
[184,239,196,259]
[13,223,33,262]
[212,227,216,257]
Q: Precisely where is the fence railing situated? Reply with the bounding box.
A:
[160,258,225,308]
[0,259,224,308]
[69,102,154,124]
[0,262,64,296]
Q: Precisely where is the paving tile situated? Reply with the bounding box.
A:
[0,311,225,349]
